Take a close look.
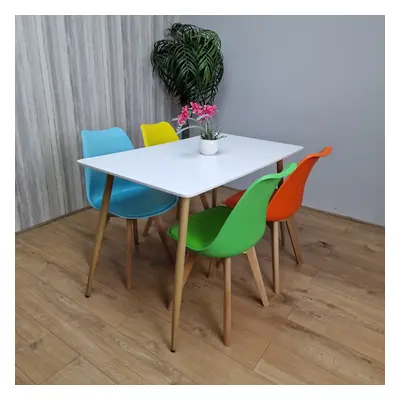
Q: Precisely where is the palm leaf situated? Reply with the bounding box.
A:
[151,22,224,106]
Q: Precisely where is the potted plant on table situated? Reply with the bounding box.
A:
[151,23,224,139]
[173,102,225,155]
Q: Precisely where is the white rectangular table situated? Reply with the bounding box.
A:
[78,134,303,351]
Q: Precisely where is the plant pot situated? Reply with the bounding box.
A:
[199,138,219,155]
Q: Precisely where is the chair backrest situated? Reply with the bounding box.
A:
[141,121,179,147]
[267,146,332,221]
[205,163,297,257]
[81,127,134,205]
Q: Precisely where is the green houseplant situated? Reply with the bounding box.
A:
[150,23,224,138]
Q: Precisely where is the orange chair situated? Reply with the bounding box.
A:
[223,146,332,294]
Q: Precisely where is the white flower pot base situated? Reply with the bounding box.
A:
[199,138,219,155]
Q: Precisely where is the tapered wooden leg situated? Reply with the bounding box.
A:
[126,219,134,290]
[223,257,232,347]
[85,174,114,297]
[271,221,280,294]
[143,217,154,237]
[276,159,286,250]
[286,217,303,266]
[280,221,286,248]
[200,194,210,210]
[208,258,223,278]
[276,159,285,189]
[171,197,190,352]
[154,215,174,264]
[207,259,217,279]
[133,219,139,246]
[212,188,218,207]
[175,199,181,220]
[246,246,269,307]
[168,252,197,310]
[105,215,111,229]
[276,159,284,174]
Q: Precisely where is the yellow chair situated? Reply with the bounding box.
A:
[141,121,179,147]
[140,121,211,236]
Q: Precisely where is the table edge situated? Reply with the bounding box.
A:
[77,145,303,198]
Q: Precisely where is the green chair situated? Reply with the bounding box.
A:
[167,163,297,346]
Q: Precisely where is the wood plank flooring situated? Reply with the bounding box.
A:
[15,187,385,385]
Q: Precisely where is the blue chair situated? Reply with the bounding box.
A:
[81,127,178,291]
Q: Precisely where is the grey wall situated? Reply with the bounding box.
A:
[183,16,385,225]
[15,15,178,232]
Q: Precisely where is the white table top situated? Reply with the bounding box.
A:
[78,134,303,198]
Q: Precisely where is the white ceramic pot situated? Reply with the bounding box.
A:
[199,138,219,155]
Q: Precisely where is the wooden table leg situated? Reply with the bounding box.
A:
[175,198,181,220]
[212,188,218,207]
[271,221,280,294]
[276,159,284,175]
[126,219,134,290]
[171,197,191,352]
[85,174,114,297]
[276,160,286,247]
[168,251,197,310]
[200,194,209,210]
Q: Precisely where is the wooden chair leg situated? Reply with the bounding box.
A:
[207,258,223,279]
[105,215,111,229]
[143,217,154,237]
[200,194,210,210]
[154,215,174,264]
[168,252,197,310]
[271,221,280,294]
[280,221,286,248]
[286,217,303,265]
[133,219,139,245]
[207,259,216,279]
[223,257,232,347]
[126,219,134,290]
[246,246,269,307]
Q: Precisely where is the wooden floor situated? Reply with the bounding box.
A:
[15,187,385,385]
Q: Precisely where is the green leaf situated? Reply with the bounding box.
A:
[150,23,224,106]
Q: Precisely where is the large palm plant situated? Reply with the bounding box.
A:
[151,23,224,108]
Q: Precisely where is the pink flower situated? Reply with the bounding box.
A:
[199,104,217,120]
[203,104,217,118]
[190,102,202,115]
[176,103,218,125]
[177,105,190,125]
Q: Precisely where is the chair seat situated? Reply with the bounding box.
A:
[168,206,233,253]
[91,180,178,219]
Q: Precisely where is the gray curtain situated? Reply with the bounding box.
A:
[15,15,179,231]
